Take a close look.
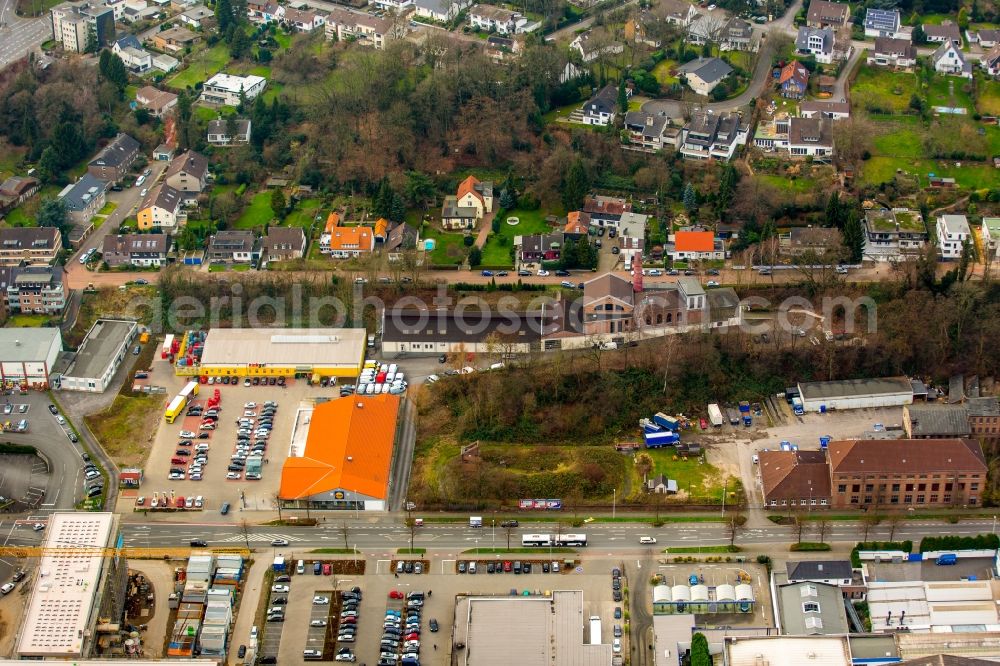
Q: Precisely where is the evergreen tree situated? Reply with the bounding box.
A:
[106,52,128,90]
[617,78,628,116]
[373,179,394,219]
[98,49,110,79]
[958,237,973,281]
[52,122,86,169]
[913,24,927,44]
[561,159,590,211]
[37,146,60,183]
[841,209,865,263]
[36,197,67,230]
[468,246,482,267]
[270,189,285,218]
[389,192,406,223]
[561,237,578,269]
[761,218,776,241]
[216,0,234,33]
[237,85,248,113]
[825,192,841,227]
[499,187,516,209]
[716,164,737,216]
[682,182,697,212]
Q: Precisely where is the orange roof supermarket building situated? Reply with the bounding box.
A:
[279,394,401,511]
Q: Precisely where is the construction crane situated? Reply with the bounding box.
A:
[0,546,251,559]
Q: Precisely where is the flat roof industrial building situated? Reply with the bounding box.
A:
[195,327,365,378]
[0,327,61,389]
[453,590,613,666]
[797,376,914,412]
[17,512,127,659]
[61,319,138,392]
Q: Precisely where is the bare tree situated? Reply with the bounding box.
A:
[405,516,418,552]
[239,519,252,551]
[816,518,831,545]
[273,494,284,522]
[886,513,903,542]
[340,521,350,551]
[504,523,516,550]
[725,506,746,548]
[792,514,807,544]
[859,514,879,543]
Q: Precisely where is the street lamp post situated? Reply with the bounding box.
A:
[613,488,616,520]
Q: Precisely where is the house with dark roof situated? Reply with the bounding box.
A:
[207,230,260,264]
[645,474,677,493]
[0,227,61,266]
[722,18,754,51]
[828,438,987,508]
[864,8,903,38]
[135,86,178,117]
[87,133,140,183]
[137,184,184,231]
[778,61,809,99]
[582,83,622,126]
[868,36,916,69]
[164,150,209,201]
[206,118,251,146]
[102,233,171,268]
[982,44,1000,77]
[806,0,850,28]
[58,174,107,225]
[786,560,853,586]
[787,117,833,158]
[380,307,549,355]
[679,111,749,160]
[759,449,831,508]
[385,222,418,259]
[517,232,564,265]
[679,57,733,96]
[976,28,1000,48]
[583,195,631,228]
[967,397,1000,441]
[903,404,971,439]
[112,33,151,72]
[623,111,673,152]
[0,176,40,212]
[923,21,961,46]
[3,265,66,314]
[796,26,835,63]
[263,227,306,262]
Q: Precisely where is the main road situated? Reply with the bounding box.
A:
[0,0,51,72]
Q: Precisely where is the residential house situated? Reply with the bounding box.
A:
[863,8,903,38]
[102,233,171,267]
[263,227,307,262]
[469,4,525,34]
[282,6,326,31]
[570,29,624,63]
[163,150,209,202]
[624,9,664,47]
[583,195,632,229]
[137,184,184,231]
[679,57,733,96]
[799,100,850,120]
[645,474,677,494]
[828,438,987,508]
[659,0,697,26]
[414,0,468,22]
[105,0,127,21]
[779,227,843,257]
[977,28,1000,48]
[454,175,493,218]
[246,0,283,22]
[152,25,199,52]
[319,212,340,253]
[923,21,961,46]
[440,197,477,230]
[867,36,916,69]
[207,230,260,264]
[324,8,395,49]
[385,222,418,259]
[0,176,40,213]
[152,53,179,72]
[178,4,213,27]
[967,397,1000,441]
[135,86,178,117]
[3,266,66,315]
[206,118,251,145]
[686,14,725,45]
[371,0,412,11]
[0,227,62,267]
[667,230,725,261]
[721,18,754,51]
[87,133,140,184]
[517,232,564,264]
[50,1,114,52]
[806,0,849,28]
[785,560,863,600]
[485,35,521,61]
[623,111,673,152]
[201,73,267,105]
[581,83,622,126]
[111,34,152,72]
[778,60,809,99]
[982,217,1000,263]
[374,218,389,243]
[325,223,374,259]
[902,404,971,439]
[863,207,928,261]
[58,174,107,225]
[796,26,835,64]
[564,211,591,238]
[776,582,850,635]
[936,214,970,259]
[679,110,749,161]
[786,116,833,157]
[931,41,971,77]
[759,449,832,508]
[983,44,1000,77]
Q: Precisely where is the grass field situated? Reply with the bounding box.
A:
[233,191,274,229]
[851,66,919,113]
[0,144,26,180]
[84,394,164,467]
[2,206,33,226]
[872,124,924,157]
[421,225,469,265]
[5,314,51,327]
[756,174,816,193]
[632,449,731,503]
[862,156,1000,187]
[977,76,1000,115]
[925,76,974,109]
[542,101,586,124]
[481,209,555,266]
[166,43,231,90]
[284,197,325,228]
[652,59,680,85]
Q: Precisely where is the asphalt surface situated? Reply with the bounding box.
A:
[0,0,50,71]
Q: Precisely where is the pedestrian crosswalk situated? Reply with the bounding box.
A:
[217,532,307,543]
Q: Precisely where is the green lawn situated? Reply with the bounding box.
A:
[872,124,924,158]
[233,191,275,230]
[0,144,27,181]
[165,43,231,90]
[757,174,816,193]
[976,76,1000,115]
[652,59,680,85]
[283,197,325,228]
[2,206,33,226]
[5,314,51,327]
[542,101,585,125]
[481,209,556,267]
[925,75,974,109]
[421,225,469,266]
[98,201,118,216]
[635,448,731,503]
[194,105,229,122]
[851,66,919,113]
[862,157,1000,188]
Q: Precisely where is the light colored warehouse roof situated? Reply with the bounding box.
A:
[63,319,136,381]
[798,376,913,401]
[18,513,116,657]
[0,327,60,362]
[726,636,851,666]
[199,328,365,368]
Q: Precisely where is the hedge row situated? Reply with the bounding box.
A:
[0,443,37,455]
[919,534,999,553]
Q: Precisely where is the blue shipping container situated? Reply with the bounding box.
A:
[652,412,680,431]
[644,431,679,448]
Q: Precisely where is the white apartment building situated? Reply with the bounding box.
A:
[936,214,971,259]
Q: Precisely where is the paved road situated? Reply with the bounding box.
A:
[0,0,51,72]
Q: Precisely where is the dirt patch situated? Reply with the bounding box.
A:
[84,393,165,468]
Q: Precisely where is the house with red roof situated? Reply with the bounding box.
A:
[778,61,809,99]
[668,230,725,261]
[564,211,591,238]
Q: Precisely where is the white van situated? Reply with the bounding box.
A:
[297,560,305,575]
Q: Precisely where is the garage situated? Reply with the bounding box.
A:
[797,376,914,413]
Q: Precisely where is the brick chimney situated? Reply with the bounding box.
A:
[632,252,643,293]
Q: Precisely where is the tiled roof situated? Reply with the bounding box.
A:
[89,133,139,169]
[759,450,830,500]
[583,272,634,307]
[164,150,208,181]
[325,212,341,233]
[905,404,971,437]
[827,439,986,474]
[786,560,852,581]
[674,230,715,252]
[327,225,372,251]
[565,211,591,234]
[279,394,400,501]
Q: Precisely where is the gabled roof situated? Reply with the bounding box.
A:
[457,175,484,204]
[0,227,59,250]
[759,450,830,500]
[681,57,733,85]
[827,438,986,474]
[786,560,853,581]
[165,150,208,181]
[279,395,400,501]
[797,26,833,54]
[374,218,388,238]
[264,226,305,252]
[327,225,372,251]
[923,21,961,42]
[565,211,591,234]
[59,174,107,210]
[385,222,417,252]
[114,33,142,50]
[905,404,971,437]
[136,86,178,110]
[779,61,809,86]
[585,83,619,115]
[324,212,341,233]
[140,183,182,213]
[807,0,849,24]
[103,233,170,255]
[967,396,1000,417]
[207,118,251,137]
[89,133,140,169]
[873,36,915,59]
[984,43,1000,67]
[932,40,967,66]
[864,7,899,30]
[674,230,715,252]
[583,272,634,308]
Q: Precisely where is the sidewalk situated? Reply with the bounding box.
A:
[227,556,269,665]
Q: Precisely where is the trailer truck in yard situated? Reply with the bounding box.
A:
[726,407,740,426]
[644,430,680,448]
[652,412,680,431]
[707,404,723,427]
